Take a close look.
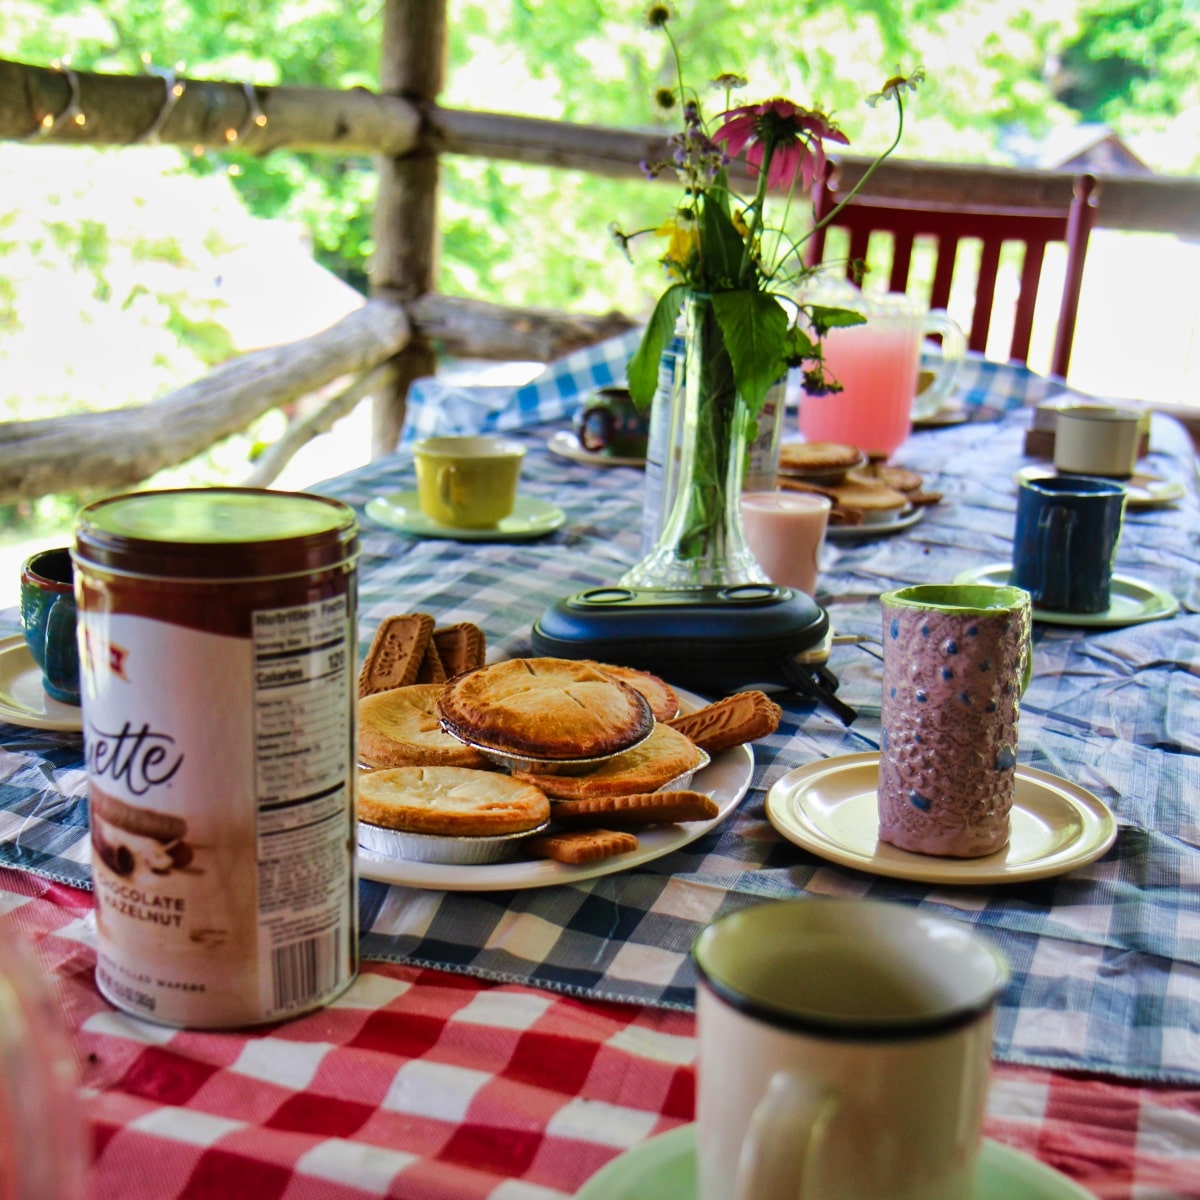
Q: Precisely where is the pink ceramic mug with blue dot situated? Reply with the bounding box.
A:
[878,584,1032,858]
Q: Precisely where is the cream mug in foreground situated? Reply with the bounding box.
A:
[693,898,1008,1200]
[413,435,525,528]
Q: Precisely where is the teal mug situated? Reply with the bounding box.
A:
[574,387,650,457]
[19,548,81,706]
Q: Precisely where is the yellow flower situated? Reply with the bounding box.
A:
[655,213,699,277]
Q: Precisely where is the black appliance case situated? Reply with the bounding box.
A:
[531,584,855,723]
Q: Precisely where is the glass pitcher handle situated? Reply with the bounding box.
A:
[912,309,966,420]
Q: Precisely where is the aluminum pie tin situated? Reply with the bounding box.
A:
[438,721,655,776]
[655,750,710,792]
[357,818,551,864]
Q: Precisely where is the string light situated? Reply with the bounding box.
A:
[138,65,186,144]
[225,81,268,144]
[28,61,84,139]
[28,56,268,150]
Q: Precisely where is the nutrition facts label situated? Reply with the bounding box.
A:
[251,598,354,1014]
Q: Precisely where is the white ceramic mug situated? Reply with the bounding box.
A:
[692,898,1009,1200]
[1053,404,1141,480]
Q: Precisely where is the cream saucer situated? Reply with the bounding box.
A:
[365,493,565,541]
[1013,464,1185,508]
[0,637,83,732]
[765,751,1116,885]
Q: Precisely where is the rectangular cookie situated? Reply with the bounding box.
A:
[666,691,782,754]
[550,791,718,827]
[432,623,486,677]
[525,828,638,864]
[358,613,435,698]
[415,640,447,684]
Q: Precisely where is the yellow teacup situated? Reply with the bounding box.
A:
[413,436,526,529]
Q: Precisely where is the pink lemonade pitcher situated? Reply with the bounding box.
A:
[798,283,965,459]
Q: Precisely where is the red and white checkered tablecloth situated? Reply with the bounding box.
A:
[6,870,1198,1200]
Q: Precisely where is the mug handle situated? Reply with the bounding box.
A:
[911,309,966,421]
[436,464,459,511]
[44,595,80,703]
[734,1071,840,1200]
[578,408,614,453]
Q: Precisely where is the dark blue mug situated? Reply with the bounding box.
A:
[19,547,80,705]
[1012,476,1126,614]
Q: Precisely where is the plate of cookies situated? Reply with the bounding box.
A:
[354,615,770,890]
[776,451,941,538]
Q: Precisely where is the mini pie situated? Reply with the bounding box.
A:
[437,657,655,761]
[357,766,550,836]
[583,661,680,721]
[359,684,491,768]
[511,723,706,800]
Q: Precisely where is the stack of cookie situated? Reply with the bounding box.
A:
[356,617,782,866]
[777,441,942,525]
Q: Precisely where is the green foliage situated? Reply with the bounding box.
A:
[1057,0,1200,122]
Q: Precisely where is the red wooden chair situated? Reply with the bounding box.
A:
[803,170,1098,379]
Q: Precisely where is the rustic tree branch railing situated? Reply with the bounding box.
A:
[1,0,1199,504]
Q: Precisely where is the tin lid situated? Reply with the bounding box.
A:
[75,488,359,580]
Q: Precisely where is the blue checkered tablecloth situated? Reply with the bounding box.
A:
[2,349,1199,1086]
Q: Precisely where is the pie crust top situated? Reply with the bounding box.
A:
[359,684,490,769]
[581,661,680,722]
[436,656,655,760]
[357,766,550,836]
[511,723,706,800]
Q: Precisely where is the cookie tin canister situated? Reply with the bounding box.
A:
[74,488,360,1029]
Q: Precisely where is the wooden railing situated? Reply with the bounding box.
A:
[2,0,1199,502]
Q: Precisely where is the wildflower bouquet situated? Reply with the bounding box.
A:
[614,4,921,585]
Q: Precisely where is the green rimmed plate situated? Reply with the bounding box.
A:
[954,563,1179,628]
[576,1124,1096,1200]
[365,492,565,541]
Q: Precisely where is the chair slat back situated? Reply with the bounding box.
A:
[806,174,1097,377]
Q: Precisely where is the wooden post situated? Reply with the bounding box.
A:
[370,0,447,456]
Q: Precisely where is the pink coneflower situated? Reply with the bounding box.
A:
[713,98,849,191]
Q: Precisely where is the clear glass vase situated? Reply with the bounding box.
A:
[621,292,767,589]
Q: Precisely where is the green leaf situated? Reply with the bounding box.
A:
[809,304,868,336]
[782,325,818,363]
[699,198,747,290]
[711,289,789,416]
[626,283,685,410]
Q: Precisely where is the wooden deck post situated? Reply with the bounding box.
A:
[370,0,447,456]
